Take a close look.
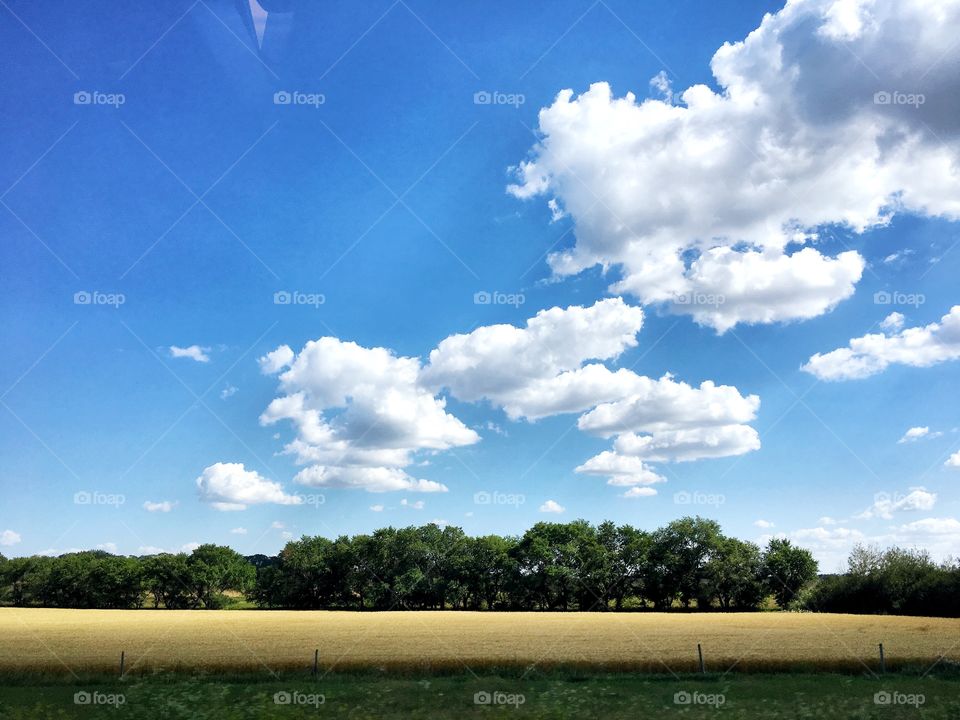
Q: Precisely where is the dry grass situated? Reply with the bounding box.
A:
[1,608,957,675]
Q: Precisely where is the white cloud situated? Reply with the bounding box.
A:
[271,521,285,529]
[260,337,476,494]
[897,426,942,444]
[220,385,238,400]
[369,504,384,512]
[819,516,837,526]
[894,517,960,535]
[170,345,211,363]
[577,375,759,437]
[258,345,294,374]
[855,488,937,520]
[509,0,960,331]
[96,542,118,554]
[575,451,666,487]
[422,298,646,420]
[143,500,176,513]
[612,424,760,462]
[754,519,775,529]
[804,306,960,380]
[400,498,425,510]
[899,426,930,443]
[281,531,294,540]
[946,451,960,468]
[0,529,22,546]
[880,312,905,331]
[196,462,302,511]
[230,527,248,535]
[622,487,657,499]
[539,499,565,514]
[294,465,447,493]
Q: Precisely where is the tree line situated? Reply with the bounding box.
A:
[3,517,957,615]
[0,518,819,612]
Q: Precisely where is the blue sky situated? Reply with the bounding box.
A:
[2,0,959,570]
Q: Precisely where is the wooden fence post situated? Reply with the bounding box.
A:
[119,650,125,678]
[879,643,886,674]
[313,648,319,678]
[698,643,705,674]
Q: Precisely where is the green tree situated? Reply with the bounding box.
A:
[762,538,818,609]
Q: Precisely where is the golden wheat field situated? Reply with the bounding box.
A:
[1,608,957,675]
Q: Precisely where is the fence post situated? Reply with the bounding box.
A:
[879,643,886,674]
[313,648,319,678]
[698,643,705,674]
[119,650,125,679]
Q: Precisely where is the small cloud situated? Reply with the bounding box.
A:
[946,451,960,469]
[220,385,238,400]
[96,542,118,554]
[271,521,285,529]
[369,504,384,512]
[400,499,425,510]
[818,516,837,526]
[464,511,474,517]
[484,421,508,437]
[143,500,176,513]
[622,487,657,499]
[230,527,248,535]
[754,519,775,529]
[898,426,941,443]
[431,518,449,527]
[880,312,905,331]
[281,531,294,540]
[0,529,22,546]
[169,345,211,363]
[539,499,565,514]
[855,487,937,520]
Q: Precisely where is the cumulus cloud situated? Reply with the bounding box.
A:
[754,519,775,529]
[294,465,448,493]
[422,298,645,419]
[803,306,960,380]
[260,337,476,494]
[143,500,176,513]
[230,527,248,535]
[897,426,941,444]
[539,499,565,514]
[574,451,666,487]
[400,498,425,510]
[577,375,759,437]
[622,487,657,499]
[946,451,960,468]
[0,529,22,546]
[170,345,211,363]
[509,0,960,331]
[880,312,905,332]
[611,424,760,462]
[196,462,302,511]
[855,488,937,520]
[369,504,384,512]
[251,301,758,498]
